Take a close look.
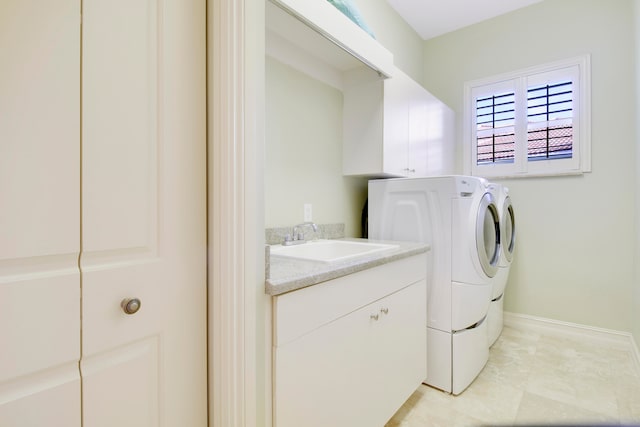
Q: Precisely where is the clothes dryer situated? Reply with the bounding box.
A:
[487,183,515,346]
[368,175,501,394]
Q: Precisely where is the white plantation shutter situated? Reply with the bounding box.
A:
[527,81,573,161]
[476,91,516,165]
[465,56,590,178]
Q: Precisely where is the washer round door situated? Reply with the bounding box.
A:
[476,193,501,277]
[502,196,515,262]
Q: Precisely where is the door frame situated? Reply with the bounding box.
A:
[207,0,268,426]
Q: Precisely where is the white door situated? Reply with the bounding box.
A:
[80,0,207,426]
[0,0,81,425]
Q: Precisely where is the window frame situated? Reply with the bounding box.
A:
[463,55,591,178]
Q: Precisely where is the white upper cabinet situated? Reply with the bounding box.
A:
[266,0,394,90]
[343,67,456,178]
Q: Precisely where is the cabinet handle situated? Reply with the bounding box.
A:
[370,313,379,321]
[380,307,389,315]
[121,298,141,315]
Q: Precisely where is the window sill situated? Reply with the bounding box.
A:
[473,169,589,179]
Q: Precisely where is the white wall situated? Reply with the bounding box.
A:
[422,0,637,331]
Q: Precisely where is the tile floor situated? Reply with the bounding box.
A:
[386,325,640,426]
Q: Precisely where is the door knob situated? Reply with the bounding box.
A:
[121,298,141,315]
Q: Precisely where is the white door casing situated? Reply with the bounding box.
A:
[208,0,268,426]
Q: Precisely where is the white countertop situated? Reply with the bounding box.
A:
[265,238,430,296]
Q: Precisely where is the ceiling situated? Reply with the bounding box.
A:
[386,0,543,40]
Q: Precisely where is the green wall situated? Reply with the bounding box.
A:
[350,0,424,84]
[265,57,368,237]
[423,0,637,331]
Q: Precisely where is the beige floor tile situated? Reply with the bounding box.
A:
[615,371,640,422]
[482,335,537,389]
[533,335,614,381]
[526,335,622,418]
[515,391,618,425]
[408,404,484,427]
[496,324,542,345]
[387,325,640,427]
[448,373,523,425]
[386,385,482,427]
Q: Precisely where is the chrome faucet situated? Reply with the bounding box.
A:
[283,222,318,246]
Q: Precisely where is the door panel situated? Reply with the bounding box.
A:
[0,272,80,381]
[0,0,81,424]
[0,364,81,427]
[81,0,158,255]
[82,337,159,427]
[81,263,163,356]
[0,0,80,261]
[81,0,207,426]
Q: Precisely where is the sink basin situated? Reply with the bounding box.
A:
[270,239,398,263]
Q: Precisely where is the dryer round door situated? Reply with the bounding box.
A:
[476,193,500,277]
[502,196,515,262]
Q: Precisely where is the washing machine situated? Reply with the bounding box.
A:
[487,183,515,346]
[368,175,501,395]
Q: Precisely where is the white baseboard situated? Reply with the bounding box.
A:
[504,311,640,375]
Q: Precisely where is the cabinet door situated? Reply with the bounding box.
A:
[343,69,426,178]
[407,83,429,176]
[274,280,426,427]
[0,0,81,425]
[375,279,427,418]
[80,0,206,426]
[382,74,411,176]
[274,294,381,427]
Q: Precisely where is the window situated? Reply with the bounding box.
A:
[464,56,591,178]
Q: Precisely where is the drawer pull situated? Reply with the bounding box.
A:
[370,313,379,321]
[380,307,389,315]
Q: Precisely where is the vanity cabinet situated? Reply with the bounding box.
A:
[272,254,427,427]
[343,68,455,177]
